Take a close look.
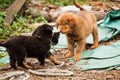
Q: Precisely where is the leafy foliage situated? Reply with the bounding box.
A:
[0,0,15,8]
[0,11,47,41]
[41,0,87,6]
[26,15,47,23]
[40,0,110,6]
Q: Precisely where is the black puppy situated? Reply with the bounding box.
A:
[0,24,53,69]
[32,26,61,65]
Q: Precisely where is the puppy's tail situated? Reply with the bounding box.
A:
[72,0,86,11]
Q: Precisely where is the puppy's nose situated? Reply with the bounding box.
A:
[58,28,61,33]
[59,31,62,33]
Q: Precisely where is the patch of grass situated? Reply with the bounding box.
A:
[0,11,47,41]
[41,0,87,6]
[0,0,15,8]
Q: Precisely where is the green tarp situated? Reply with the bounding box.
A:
[0,9,120,70]
[74,41,120,70]
[0,48,9,67]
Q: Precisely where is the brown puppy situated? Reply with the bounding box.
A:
[56,7,98,62]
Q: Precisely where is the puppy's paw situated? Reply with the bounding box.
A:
[48,55,61,65]
[54,61,62,65]
[74,53,81,62]
[90,44,98,49]
[65,52,74,58]
[24,63,33,69]
[15,66,24,70]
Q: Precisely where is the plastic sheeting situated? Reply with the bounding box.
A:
[74,40,120,70]
[0,47,9,67]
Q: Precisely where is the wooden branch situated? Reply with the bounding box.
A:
[72,0,86,11]
[5,0,26,25]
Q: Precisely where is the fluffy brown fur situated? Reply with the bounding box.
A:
[56,11,98,62]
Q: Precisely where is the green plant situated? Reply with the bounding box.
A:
[0,12,7,39]
[40,0,87,6]
[0,0,15,8]
[0,11,48,41]
[10,16,31,36]
[26,15,47,23]
[34,16,48,23]
[0,13,31,39]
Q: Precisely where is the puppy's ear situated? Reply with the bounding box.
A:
[45,26,53,34]
[68,19,77,27]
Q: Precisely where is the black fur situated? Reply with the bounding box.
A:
[0,24,53,69]
[32,25,60,45]
[51,32,60,45]
[32,27,60,58]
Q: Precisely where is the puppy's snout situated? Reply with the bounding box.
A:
[58,27,66,34]
[57,27,60,31]
[59,30,64,34]
[58,27,62,32]
[59,31,62,33]
[58,28,61,32]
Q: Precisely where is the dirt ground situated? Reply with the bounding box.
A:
[0,48,120,80]
[0,33,120,80]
